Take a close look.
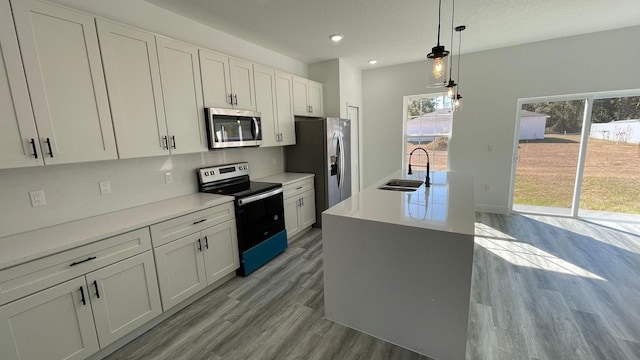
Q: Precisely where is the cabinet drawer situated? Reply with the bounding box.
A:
[283,178,314,199]
[150,202,235,247]
[0,228,151,306]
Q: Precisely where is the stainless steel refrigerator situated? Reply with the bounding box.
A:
[285,117,351,227]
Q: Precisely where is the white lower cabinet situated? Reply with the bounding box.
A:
[87,251,162,347]
[283,178,316,239]
[154,219,238,310]
[153,232,206,310]
[0,251,160,359]
[0,277,99,360]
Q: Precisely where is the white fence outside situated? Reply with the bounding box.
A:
[589,119,640,144]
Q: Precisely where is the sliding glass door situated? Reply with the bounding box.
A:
[511,90,640,217]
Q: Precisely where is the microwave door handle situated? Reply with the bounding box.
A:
[252,117,259,140]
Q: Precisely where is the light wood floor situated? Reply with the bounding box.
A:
[106,213,640,360]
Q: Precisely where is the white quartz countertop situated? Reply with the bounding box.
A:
[255,172,314,185]
[0,193,233,270]
[323,171,475,236]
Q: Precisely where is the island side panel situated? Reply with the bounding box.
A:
[322,213,474,360]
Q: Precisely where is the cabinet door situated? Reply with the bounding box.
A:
[153,233,206,310]
[284,196,302,239]
[11,0,117,165]
[300,190,317,229]
[156,37,207,155]
[201,220,239,285]
[308,80,324,117]
[275,71,296,146]
[97,19,168,159]
[0,277,99,360]
[0,0,42,169]
[199,49,232,108]
[254,64,278,147]
[87,251,162,348]
[292,75,310,116]
[229,57,256,110]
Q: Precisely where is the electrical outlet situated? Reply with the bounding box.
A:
[487,145,495,153]
[484,184,493,192]
[164,172,173,184]
[99,180,111,195]
[29,190,46,207]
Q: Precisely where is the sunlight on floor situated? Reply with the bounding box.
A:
[475,223,606,281]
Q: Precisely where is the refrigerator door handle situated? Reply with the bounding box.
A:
[336,134,342,187]
[340,134,346,188]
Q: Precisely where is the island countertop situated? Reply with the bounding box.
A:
[323,170,474,236]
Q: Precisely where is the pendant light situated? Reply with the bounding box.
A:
[454,25,466,110]
[445,0,457,99]
[427,0,449,82]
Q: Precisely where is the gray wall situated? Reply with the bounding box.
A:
[363,25,640,212]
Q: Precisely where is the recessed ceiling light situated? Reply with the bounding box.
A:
[330,34,344,42]
[368,60,377,65]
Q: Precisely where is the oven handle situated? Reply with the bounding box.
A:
[237,187,283,206]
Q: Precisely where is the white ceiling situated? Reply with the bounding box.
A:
[145,0,640,69]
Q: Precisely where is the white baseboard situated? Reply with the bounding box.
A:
[475,204,509,214]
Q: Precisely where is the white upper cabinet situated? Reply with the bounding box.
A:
[254,64,279,147]
[292,75,323,117]
[229,57,256,110]
[275,71,296,145]
[200,49,256,110]
[11,0,117,165]
[96,19,169,159]
[156,37,207,155]
[292,75,310,116]
[254,66,297,147]
[199,49,232,109]
[0,0,42,169]
[308,80,324,117]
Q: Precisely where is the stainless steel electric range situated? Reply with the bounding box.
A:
[197,162,286,276]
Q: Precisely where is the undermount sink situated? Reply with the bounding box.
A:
[377,179,424,192]
[377,186,417,192]
[385,179,423,188]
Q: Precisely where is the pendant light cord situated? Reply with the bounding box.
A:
[436,0,442,46]
[457,28,462,94]
[448,0,455,80]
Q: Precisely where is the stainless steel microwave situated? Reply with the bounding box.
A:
[206,108,262,149]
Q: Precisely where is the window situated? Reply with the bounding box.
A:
[511,90,640,217]
[403,94,453,173]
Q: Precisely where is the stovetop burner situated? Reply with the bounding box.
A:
[198,162,281,198]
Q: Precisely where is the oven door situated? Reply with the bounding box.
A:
[235,189,284,253]
[207,108,262,149]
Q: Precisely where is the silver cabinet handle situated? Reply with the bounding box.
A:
[162,136,169,150]
[171,135,176,149]
[228,93,233,105]
[233,94,238,106]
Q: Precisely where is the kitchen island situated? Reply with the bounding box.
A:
[322,171,474,360]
